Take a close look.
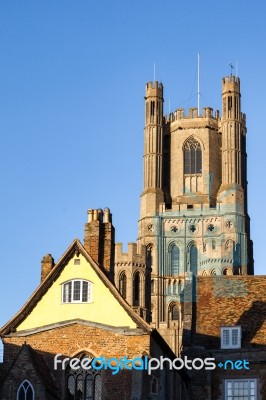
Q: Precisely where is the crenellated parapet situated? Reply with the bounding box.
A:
[222,75,240,85]
[115,242,146,267]
[145,81,163,97]
[165,107,220,128]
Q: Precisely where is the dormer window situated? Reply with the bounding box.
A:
[221,326,241,349]
[62,280,92,303]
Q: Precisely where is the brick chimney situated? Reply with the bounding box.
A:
[41,254,55,282]
[84,208,115,281]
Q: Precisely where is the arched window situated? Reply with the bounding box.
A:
[66,354,102,400]
[184,138,202,174]
[119,272,127,299]
[62,280,92,303]
[170,245,180,275]
[133,272,140,306]
[190,245,198,275]
[17,380,34,400]
[169,304,179,321]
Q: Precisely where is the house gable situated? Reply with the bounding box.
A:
[18,252,138,331]
[1,240,150,334]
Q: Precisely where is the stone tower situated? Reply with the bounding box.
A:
[115,75,253,353]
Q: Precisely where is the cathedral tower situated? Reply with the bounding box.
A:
[115,75,253,353]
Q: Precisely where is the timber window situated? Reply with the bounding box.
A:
[221,326,241,349]
[62,280,92,303]
[225,379,257,400]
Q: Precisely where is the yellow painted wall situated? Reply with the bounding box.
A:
[17,254,137,331]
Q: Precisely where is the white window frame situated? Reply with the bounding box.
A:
[62,280,92,304]
[225,379,257,400]
[221,326,241,349]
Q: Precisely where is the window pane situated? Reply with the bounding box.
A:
[196,148,202,173]
[26,386,34,400]
[171,246,180,275]
[85,375,93,399]
[184,138,202,175]
[82,281,88,302]
[172,305,179,320]
[232,329,239,346]
[73,281,81,301]
[223,329,230,346]
[68,375,75,396]
[225,380,257,400]
[18,388,25,400]
[184,150,190,174]
[87,282,92,302]
[119,273,127,298]
[94,375,102,400]
[76,374,84,396]
[190,246,198,275]
[63,282,72,303]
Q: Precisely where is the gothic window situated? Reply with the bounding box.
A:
[169,304,179,321]
[17,380,34,400]
[62,280,92,303]
[66,354,102,400]
[190,245,198,275]
[171,245,180,275]
[133,272,140,306]
[184,138,202,174]
[119,272,127,299]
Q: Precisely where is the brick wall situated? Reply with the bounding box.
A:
[1,323,150,399]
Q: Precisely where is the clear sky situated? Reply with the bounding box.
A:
[0,0,265,327]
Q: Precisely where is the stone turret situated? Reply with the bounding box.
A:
[140,81,165,218]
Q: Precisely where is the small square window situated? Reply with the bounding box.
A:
[221,326,241,349]
[74,259,80,265]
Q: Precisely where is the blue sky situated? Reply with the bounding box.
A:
[0,0,265,326]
